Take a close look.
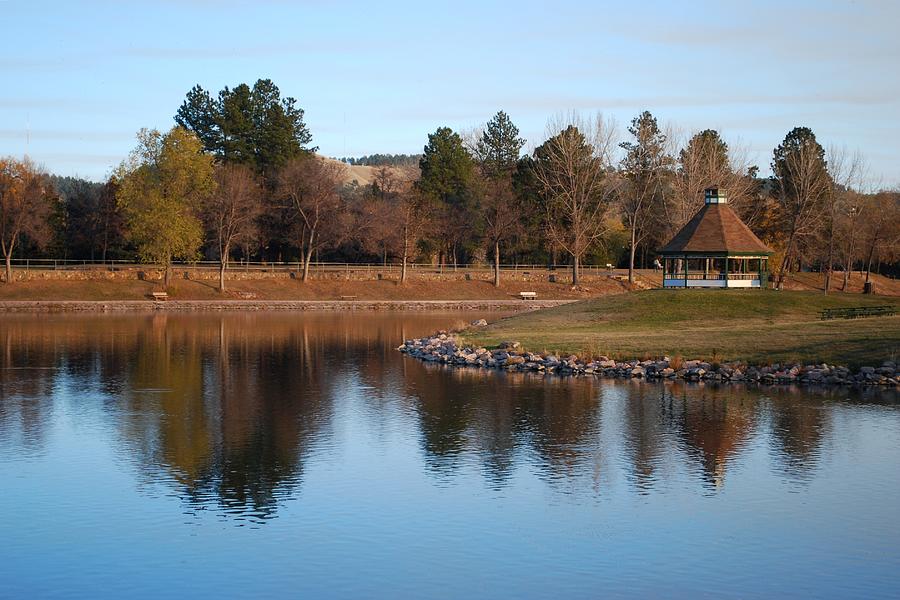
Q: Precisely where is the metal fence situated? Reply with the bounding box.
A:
[8,258,635,275]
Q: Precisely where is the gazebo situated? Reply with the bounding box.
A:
[659,187,773,288]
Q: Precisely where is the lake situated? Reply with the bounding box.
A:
[1,312,899,599]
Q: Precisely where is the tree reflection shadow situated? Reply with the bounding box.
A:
[0,313,895,515]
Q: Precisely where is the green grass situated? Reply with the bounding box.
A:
[463,289,900,367]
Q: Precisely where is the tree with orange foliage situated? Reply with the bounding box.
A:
[0,158,55,284]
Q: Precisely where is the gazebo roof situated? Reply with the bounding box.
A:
[658,201,773,256]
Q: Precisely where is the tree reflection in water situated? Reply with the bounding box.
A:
[1,312,897,523]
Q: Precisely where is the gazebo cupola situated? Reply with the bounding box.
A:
[658,187,773,288]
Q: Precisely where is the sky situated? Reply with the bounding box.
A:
[1,0,898,186]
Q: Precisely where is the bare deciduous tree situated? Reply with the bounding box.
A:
[672,130,758,233]
[0,157,55,284]
[477,173,522,287]
[205,163,263,292]
[277,157,346,282]
[395,186,434,284]
[860,191,900,284]
[822,147,866,294]
[532,113,618,286]
[353,166,420,270]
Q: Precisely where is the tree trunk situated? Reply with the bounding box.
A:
[493,240,500,287]
[628,222,637,283]
[864,238,876,284]
[401,233,409,285]
[572,254,580,286]
[776,230,797,290]
[4,252,11,285]
[218,242,229,292]
[824,230,835,294]
[101,213,110,263]
[164,264,171,289]
[842,252,851,291]
[302,231,315,282]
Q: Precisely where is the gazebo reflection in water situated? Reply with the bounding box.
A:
[659,187,773,289]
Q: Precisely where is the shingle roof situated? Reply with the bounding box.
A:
[658,202,773,255]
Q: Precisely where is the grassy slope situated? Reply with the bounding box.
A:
[0,271,893,302]
[464,289,900,367]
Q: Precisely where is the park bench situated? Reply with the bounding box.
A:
[151,291,169,302]
[340,295,358,301]
[518,291,537,301]
[820,305,896,320]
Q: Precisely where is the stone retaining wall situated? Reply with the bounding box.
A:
[0,300,572,313]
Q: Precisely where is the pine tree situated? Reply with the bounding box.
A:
[618,111,673,282]
[771,127,831,288]
[417,127,477,267]
[175,79,314,176]
[476,110,525,179]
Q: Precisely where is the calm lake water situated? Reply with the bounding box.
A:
[1,312,899,599]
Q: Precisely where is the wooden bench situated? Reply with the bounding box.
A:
[340,295,358,301]
[151,291,169,302]
[820,305,895,320]
[518,291,537,301]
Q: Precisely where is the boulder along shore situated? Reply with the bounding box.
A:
[398,328,899,387]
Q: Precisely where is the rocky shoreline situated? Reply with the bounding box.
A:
[398,328,899,387]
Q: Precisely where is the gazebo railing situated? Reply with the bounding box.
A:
[664,272,761,281]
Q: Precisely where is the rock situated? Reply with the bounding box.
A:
[471,319,488,327]
[396,330,872,388]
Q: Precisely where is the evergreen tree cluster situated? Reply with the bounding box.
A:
[338,154,422,167]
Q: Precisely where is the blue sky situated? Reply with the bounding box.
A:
[1,0,898,185]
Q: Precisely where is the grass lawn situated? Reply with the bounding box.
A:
[463,289,900,367]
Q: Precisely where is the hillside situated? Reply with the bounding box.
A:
[321,156,379,186]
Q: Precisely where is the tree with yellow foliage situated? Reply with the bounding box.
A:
[116,127,215,288]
